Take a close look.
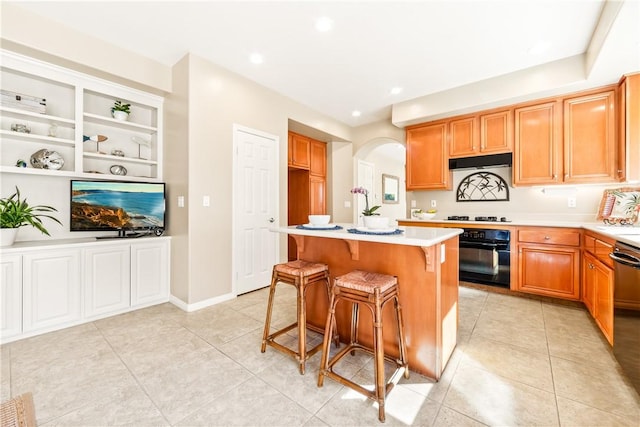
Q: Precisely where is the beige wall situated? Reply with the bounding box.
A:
[164,56,190,303]
[0,3,171,94]
[169,54,353,304]
[407,167,623,222]
[0,4,355,306]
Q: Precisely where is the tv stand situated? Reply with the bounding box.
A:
[1,237,170,344]
[96,230,152,240]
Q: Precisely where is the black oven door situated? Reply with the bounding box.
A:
[459,241,510,287]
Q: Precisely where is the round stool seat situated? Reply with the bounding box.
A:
[335,270,397,293]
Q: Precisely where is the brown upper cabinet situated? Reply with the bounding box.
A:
[513,100,563,185]
[619,72,640,182]
[309,140,326,177]
[449,109,513,158]
[513,86,619,186]
[563,90,616,183]
[289,131,310,169]
[407,78,633,190]
[480,109,513,154]
[449,116,478,157]
[406,121,451,190]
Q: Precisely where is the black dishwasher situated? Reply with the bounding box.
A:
[609,242,640,394]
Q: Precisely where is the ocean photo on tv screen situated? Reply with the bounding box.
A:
[71,180,165,231]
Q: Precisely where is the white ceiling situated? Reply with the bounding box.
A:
[10,1,639,127]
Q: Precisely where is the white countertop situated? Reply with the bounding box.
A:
[271,224,463,248]
[400,218,640,248]
[1,235,171,254]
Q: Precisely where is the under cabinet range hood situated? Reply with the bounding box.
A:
[448,153,512,170]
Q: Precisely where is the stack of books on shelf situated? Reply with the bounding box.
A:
[1,89,46,114]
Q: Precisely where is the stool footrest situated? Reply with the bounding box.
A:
[264,321,298,342]
[322,344,407,402]
[266,337,324,361]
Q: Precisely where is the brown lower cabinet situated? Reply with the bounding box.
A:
[583,231,615,344]
[399,221,617,343]
[583,252,614,344]
[516,227,581,300]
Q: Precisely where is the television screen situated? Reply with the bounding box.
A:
[70,180,165,232]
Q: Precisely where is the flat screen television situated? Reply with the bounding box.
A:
[70,180,166,236]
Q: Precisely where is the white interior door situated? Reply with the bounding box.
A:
[355,159,375,225]
[233,125,279,295]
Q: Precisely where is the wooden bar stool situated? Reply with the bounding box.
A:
[261,259,338,374]
[317,270,409,423]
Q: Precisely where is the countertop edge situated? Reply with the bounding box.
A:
[271,224,463,247]
[399,218,640,247]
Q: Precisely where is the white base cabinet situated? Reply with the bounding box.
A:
[84,245,131,318]
[23,249,81,334]
[131,240,169,307]
[1,254,22,340]
[0,236,170,343]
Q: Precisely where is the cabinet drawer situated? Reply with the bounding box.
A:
[595,239,614,268]
[518,228,581,246]
[584,232,615,267]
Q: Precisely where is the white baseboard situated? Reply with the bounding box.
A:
[169,292,236,312]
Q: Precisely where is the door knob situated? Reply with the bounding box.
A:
[269,218,275,223]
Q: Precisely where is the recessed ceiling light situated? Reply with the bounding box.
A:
[315,17,333,32]
[352,110,361,117]
[390,87,403,95]
[249,53,264,64]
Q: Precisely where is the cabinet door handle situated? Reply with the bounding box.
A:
[553,174,557,179]
[544,236,551,240]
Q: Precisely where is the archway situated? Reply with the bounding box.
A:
[353,138,406,225]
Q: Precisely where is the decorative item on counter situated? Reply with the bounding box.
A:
[48,122,58,137]
[111,149,125,157]
[457,172,509,202]
[83,134,108,153]
[15,159,27,168]
[0,186,62,246]
[10,123,31,133]
[598,187,640,225]
[413,209,437,220]
[30,149,64,170]
[131,136,151,159]
[351,186,381,216]
[111,100,131,121]
[109,164,127,175]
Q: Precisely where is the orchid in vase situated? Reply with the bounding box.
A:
[351,187,381,216]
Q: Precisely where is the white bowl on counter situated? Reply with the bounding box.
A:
[417,212,436,220]
[308,215,331,225]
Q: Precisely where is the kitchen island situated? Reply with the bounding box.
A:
[272,224,463,380]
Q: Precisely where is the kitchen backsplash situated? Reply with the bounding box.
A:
[407,167,628,223]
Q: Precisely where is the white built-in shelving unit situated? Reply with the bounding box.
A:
[0,50,163,182]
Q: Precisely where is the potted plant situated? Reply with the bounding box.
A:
[111,100,131,121]
[0,187,62,246]
[351,186,388,229]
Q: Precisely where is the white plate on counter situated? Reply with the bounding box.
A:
[356,227,397,234]
[303,223,337,229]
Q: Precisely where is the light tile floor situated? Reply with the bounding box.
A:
[1,285,639,426]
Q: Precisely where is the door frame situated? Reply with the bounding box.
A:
[354,159,375,225]
[231,124,280,296]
